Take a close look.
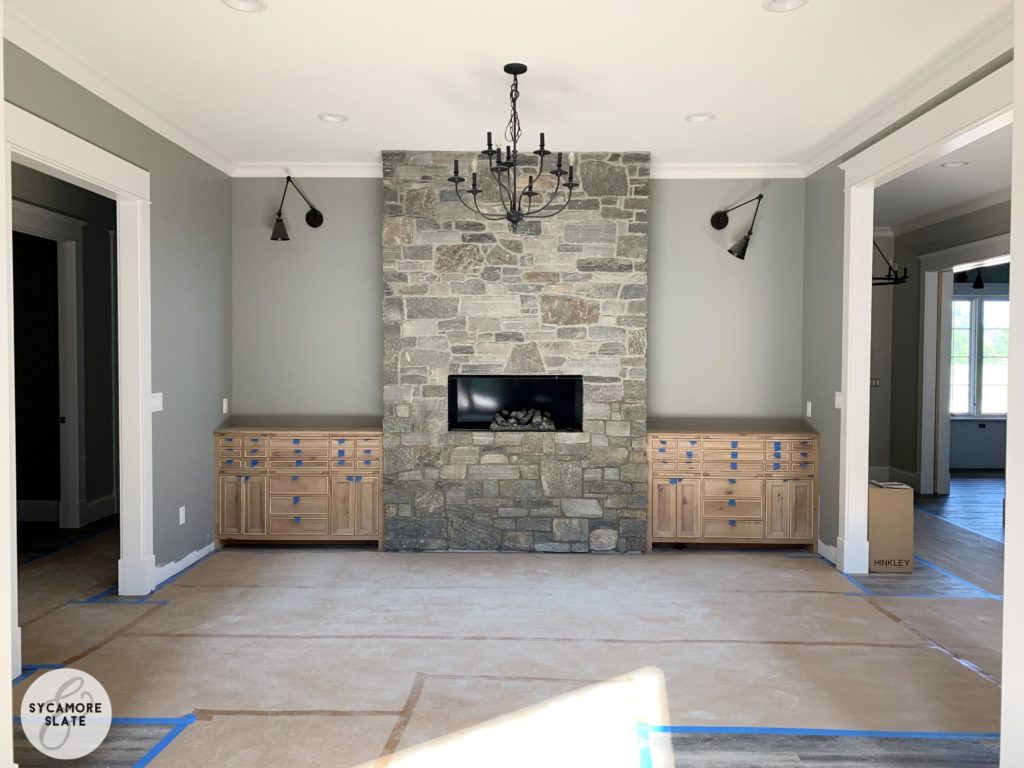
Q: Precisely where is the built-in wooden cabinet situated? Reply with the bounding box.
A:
[646,419,819,551]
[214,419,383,547]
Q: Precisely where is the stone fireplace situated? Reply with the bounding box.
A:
[381,150,649,552]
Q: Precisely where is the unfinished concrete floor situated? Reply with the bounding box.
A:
[12,518,1002,767]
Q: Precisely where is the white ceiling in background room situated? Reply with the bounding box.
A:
[3,0,1013,176]
[874,124,1012,231]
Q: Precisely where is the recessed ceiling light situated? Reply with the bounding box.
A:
[941,160,970,168]
[762,0,810,11]
[221,0,268,12]
[318,113,349,123]
[685,113,717,124]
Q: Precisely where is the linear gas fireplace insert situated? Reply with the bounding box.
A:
[448,375,584,432]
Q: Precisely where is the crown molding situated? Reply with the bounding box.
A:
[891,186,1012,237]
[231,162,384,179]
[4,8,236,176]
[649,162,804,180]
[800,6,1014,176]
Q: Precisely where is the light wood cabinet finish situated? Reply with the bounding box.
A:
[214,420,384,547]
[647,420,819,551]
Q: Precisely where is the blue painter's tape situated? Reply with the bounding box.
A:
[686,451,693,458]
[730,462,738,470]
[915,556,999,600]
[668,478,679,485]
[12,664,64,686]
[731,440,738,449]
[296,460,303,467]
[347,476,355,481]
[774,441,781,450]
[643,724,999,740]
[338,449,347,457]
[292,496,300,505]
[659,440,667,445]
[337,438,346,444]
[225,437,234,442]
[729,519,737,527]
[291,475,298,481]
[243,476,250,483]
[294,448,302,454]
[133,714,198,767]
[773,452,782,459]
[658,448,666,453]
[801,452,809,457]
[293,516,301,523]
[728,479,736,484]
[635,723,654,768]
[225,459,233,465]
[292,438,300,445]
[774,463,782,470]
[251,460,259,467]
[250,437,258,443]
[728,499,737,507]
[689,440,697,446]
[730,451,738,459]
[354,476,363,483]
[364,460,372,466]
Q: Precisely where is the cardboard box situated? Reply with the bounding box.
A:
[868,484,914,573]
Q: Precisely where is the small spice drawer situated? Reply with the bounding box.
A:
[269,495,329,517]
[268,516,329,536]
[703,499,763,519]
[702,519,765,539]
[703,478,763,498]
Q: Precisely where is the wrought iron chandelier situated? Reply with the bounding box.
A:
[447,63,577,229]
[872,240,908,286]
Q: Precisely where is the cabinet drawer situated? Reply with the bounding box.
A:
[704,439,764,451]
[702,519,764,539]
[353,458,380,470]
[765,461,790,473]
[270,495,330,516]
[270,447,330,459]
[267,515,329,535]
[703,498,763,518]
[356,437,382,447]
[269,459,329,471]
[221,447,267,458]
[269,436,330,450]
[791,439,817,451]
[704,450,763,461]
[219,435,265,447]
[219,457,267,470]
[269,475,329,495]
[703,478,763,498]
[704,461,762,474]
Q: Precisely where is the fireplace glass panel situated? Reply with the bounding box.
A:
[447,375,584,431]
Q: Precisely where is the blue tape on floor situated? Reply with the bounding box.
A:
[18,523,118,567]
[838,571,875,596]
[12,663,64,686]
[70,585,167,606]
[154,551,218,592]
[916,507,1004,544]
[133,714,197,767]
[635,723,653,768]
[641,724,1000,740]
[914,555,1001,600]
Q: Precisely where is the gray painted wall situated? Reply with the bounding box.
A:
[231,177,383,416]
[5,42,233,566]
[648,179,805,417]
[889,201,1011,477]
[801,162,845,546]
[950,419,1007,469]
[12,164,119,515]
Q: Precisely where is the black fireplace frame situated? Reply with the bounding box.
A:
[447,374,584,432]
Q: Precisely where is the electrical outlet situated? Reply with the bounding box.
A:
[834,391,843,410]
[151,392,163,412]
[222,397,230,415]
[805,401,812,419]
[178,506,186,525]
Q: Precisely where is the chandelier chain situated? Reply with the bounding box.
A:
[505,75,522,148]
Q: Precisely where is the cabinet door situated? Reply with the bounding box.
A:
[651,478,679,539]
[218,475,242,535]
[243,476,266,534]
[353,476,380,536]
[790,480,814,540]
[766,480,789,539]
[675,478,700,538]
[330,477,355,535]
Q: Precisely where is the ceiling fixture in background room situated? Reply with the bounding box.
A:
[221,0,268,12]
[973,269,986,290]
[955,271,969,284]
[941,160,970,168]
[685,113,717,123]
[446,63,577,230]
[762,0,810,11]
[872,241,908,286]
[710,194,764,260]
[271,176,324,241]
[317,113,349,123]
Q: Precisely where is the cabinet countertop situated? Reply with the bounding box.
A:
[216,415,383,433]
[646,417,818,436]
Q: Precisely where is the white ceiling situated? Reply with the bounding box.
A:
[874,124,1012,230]
[4,0,1013,176]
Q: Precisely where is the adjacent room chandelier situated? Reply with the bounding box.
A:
[447,63,577,229]
[872,240,909,286]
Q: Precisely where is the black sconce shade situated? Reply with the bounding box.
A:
[954,271,969,284]
[710,194,764,260]
[972,270,985,290]
[272,175,323,241]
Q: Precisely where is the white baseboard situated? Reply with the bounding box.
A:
[80,494,116,526]
[888,467,920,490]
[16,500,59,522]
[817,539,837,564]
[153,543,215,589]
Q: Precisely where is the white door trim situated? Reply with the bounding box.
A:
[4,104,155,622]
[836,62,1012,574]
[11,200,85,528]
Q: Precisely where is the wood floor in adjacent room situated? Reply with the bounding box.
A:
[12,515,1003,767]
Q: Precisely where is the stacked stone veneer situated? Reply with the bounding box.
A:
[381,150,649,552]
